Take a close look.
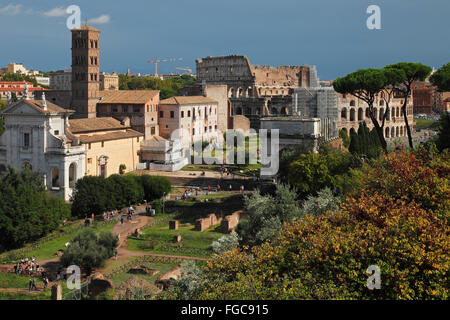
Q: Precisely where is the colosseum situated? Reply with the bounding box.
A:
[338,91,414,139]
[196,55,318,128]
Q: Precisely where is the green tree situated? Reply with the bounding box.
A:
[333,68,389,152]
[349,122,382,159]
[434,112,450,152]
[386,63,432,148]
[139,175,171,202]
[236,184,302,245]
[0,166,70,250]
[61,228,118,275]
[71,176,109,217]
[430,62,450,91]
[338,129,350,148]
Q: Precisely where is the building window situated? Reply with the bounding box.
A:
[101,142,105,148]
[123,105,128,113]
[137,137,140,142]
[112,106,118,112]
[170,111,174,118]
[165,125,168,128]
[134,106,140,113]
[23,133,30,147]
[181,111,184,118]
[159,111,164,118]
[88,158,92,164]
[88,143,91,150]
[204,126,207,133]
[188,110,191,117]
[54,130,59,136]
[192,128,195,135]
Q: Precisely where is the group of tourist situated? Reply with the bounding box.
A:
[102,210,119,221]
[14,257,42,277]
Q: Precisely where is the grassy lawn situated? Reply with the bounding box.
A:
[0,291,52,300]
[194,193,240,200]
[0,273,33,288]
[414,118,440,130]
[0,221,116,263]
[127,215,222,258]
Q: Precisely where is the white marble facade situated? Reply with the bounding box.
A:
[0,95,85,201]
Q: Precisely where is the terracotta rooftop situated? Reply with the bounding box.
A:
[76,129,143,144]
[97,90,159,104]
[27,99,74,114]
[160,96,218,105]
[69,117,128,134]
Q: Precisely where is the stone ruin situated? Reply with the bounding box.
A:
[169,220,179,230]
[195,213,223,232]
[221,210,247,233]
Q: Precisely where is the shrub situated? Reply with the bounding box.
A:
[61,228,118,275]
[211,232,240,254]
[301,187,341,216]
[236,184,302,245]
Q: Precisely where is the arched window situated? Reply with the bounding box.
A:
[341,108,347,119]
[379,108,384,121]
[350,108,356,121]
[358,108,363,121]
[385,127,390,138]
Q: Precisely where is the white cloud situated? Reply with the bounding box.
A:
[88,14,110,25]
[43,7,68,17]
[0,4,22,15]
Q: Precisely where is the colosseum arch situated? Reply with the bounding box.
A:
[350,108,356,121]
[228,87,235,98]
[396,127,399,137]
[396,107,400,117]
[341,108,347,120]
[237,87,243,98]
[365,108,370,118]
[391,127,395,137]
[385,127,390,138]
[358,108,364,121]
[350,100,356,107]
[379,108,384,121]
[400,126,403,136]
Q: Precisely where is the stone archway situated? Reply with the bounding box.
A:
[350,108,356,121]
[341,108,347,120]
[358,108,364,121]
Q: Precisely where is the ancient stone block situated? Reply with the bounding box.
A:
[169,220,179,230]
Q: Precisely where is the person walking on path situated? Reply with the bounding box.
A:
[114,249,118,260]
[120,215,124,224]
[32,278,37,291]
[28,279,32,292]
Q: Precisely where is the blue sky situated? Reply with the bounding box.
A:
[0,0,449,80]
